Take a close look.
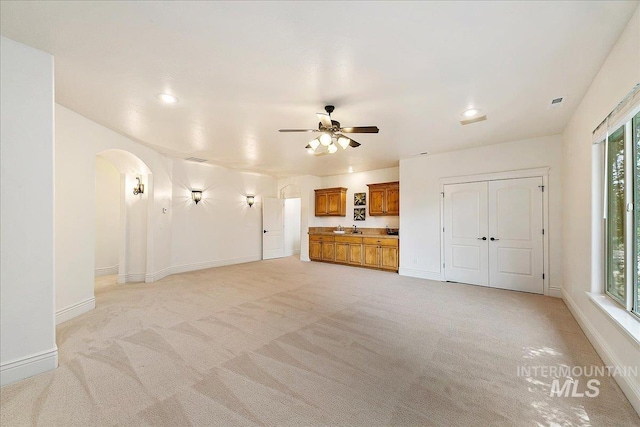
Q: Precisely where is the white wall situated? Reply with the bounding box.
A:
[314,167,400,229]
[170,160,277,272]
[561,5,640,414]
[399,135,563,291]
[277,175,322,262]
[0,37,57,386]
[55,105,173,322]
[284,198,301,256]
[94,157,120,275]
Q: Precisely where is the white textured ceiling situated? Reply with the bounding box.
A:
[1,1,637,177]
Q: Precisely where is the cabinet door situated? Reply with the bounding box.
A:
[327,192,341,215]
[315,193,328,216]
[380,246,398,270]
[334,242,349,263]
[348,244,363,265]
[369,189,385,216]
[322,242,335,261]
[363,245,379,267]
[386,186,400,215]
[309,241,322,260]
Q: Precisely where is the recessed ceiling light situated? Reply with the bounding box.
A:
[158,93,178,104]
[463,108,480,118]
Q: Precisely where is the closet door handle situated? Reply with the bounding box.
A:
[490,237,499,241]
[477,237,487,240]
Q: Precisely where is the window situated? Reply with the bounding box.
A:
[634,112,639,314]
[603,110,639,317]
[606,125,626,303]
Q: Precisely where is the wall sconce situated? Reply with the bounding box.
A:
[246,195,255,208]
[192,190,203,204]
[133,177,144,195]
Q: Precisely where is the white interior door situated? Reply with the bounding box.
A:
[444,182,489,286]
[488,177,544,294]
[262,198,285,260]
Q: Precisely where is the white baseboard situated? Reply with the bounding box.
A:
[1,347,58,386]
[284,250,301,257]
[118,272,146,283]
[399,267,443,281]
[562,289,640,416]
[547,287,562,298]
[145,266,172,283]
[95,264,118,277]
[171,255,261,275]
[56,297,95,325]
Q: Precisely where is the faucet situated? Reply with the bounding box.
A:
[352,224,360,234]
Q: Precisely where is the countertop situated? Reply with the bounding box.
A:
[308,231,399,239]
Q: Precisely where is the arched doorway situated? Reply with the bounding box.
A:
[95,149,153,287]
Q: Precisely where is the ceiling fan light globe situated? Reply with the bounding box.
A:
[337,136,350,150]
[319,133,332,146]
[327,143,338,154]
[306,146,315,154]
[309,138,320,150]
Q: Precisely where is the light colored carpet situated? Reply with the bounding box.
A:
[1,257,638,426]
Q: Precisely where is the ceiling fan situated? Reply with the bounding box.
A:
[279,105,379,154]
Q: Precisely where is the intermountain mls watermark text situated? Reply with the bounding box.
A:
[517,365,637,398]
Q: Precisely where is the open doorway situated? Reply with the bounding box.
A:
[94,149,152,295]
[284,198,301,257]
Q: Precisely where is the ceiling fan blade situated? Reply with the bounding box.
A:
[316,113,333,128]
[348,138,361,148]
[340,126,379,134]
[279,129,319,133]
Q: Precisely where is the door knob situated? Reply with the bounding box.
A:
[490,237,499,241]
[477,237,487,240]
[263,230,268,233]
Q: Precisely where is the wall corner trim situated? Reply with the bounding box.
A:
[0,347,58,387]
[145,267,173,283]
[547,287,562,298]
[55,297,95,325]
[562,289,640,416]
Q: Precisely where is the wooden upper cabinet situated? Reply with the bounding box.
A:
[367,182,400,216]
[369,188,386,216]
[315,187,347,216]
[315,193,328,216]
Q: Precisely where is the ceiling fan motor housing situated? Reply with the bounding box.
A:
[318,120,341,131]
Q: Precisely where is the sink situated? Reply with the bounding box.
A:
[333,230,346,234]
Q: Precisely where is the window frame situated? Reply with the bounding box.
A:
[601,107,640,319]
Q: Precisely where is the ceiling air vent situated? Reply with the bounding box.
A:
[184,157,207,163]
[460,115,487,126]
[548,96,566,109]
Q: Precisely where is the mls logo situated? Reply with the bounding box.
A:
[550,379,600,398]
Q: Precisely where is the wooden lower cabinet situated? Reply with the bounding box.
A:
[309,234,398,271]
[380,246,399,271]
[309,241,322,260]
[322,241,335,261]
[363,245,379,268]
[310,235,335,262]
[335,242,349,263]
[348,244,363,265]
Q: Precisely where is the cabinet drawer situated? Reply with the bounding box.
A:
[363,237,398,247]
[335,236,363,244]
[309,234,335,242]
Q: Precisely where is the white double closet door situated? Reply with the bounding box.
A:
[443,177,544,294]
